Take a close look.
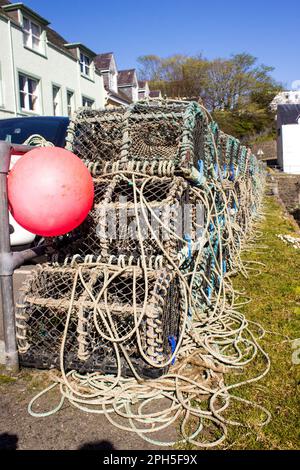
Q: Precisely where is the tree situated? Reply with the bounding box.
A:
[137,52,283,142]
[137,55,162,81]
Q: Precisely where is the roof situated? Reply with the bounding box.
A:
[118,69,136,87]
[45,27,75,59]
[0,0,16,20]
[2,2,50,25]
[107,88,132,105]
[94,52,113,71]
[0,0,99,63]
[138,80,146,89]
[277,104,300,126]
[251,141,277,161]
[64,42,97,58]
[149,90,161,98]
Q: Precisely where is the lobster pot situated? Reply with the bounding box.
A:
[55,175,189,265]
[66,101,209,175]
[66,107,125,170]
[16,264,182,378]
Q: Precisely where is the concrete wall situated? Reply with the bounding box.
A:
[274,173,300,226]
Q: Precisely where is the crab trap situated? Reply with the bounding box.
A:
[16,264,183,378]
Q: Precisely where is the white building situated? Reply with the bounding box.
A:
[94,52,133,107]
[138,80,150,100]
[271,91,300,112]
[277,104,300,174]
[0,0,107,119]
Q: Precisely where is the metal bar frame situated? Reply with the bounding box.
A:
[0,141,46,371]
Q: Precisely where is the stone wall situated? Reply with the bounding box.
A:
[273,173,300,224]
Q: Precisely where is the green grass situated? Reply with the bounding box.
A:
[224,195,300,449]
[175,195,300,450]
[0,373,16,384]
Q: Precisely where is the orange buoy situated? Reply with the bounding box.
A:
[8,147,94,237]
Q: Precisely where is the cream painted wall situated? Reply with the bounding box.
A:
[0,14,107,119]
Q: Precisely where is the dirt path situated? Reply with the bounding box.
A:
[0,368,177,450]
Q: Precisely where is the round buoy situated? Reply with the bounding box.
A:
[8,147,94,237]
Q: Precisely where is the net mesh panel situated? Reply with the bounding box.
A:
[66,101,193,174]
[53,175,188,264]
[68,108,125,167]
[17,265,182,378]
[16,100,264,378]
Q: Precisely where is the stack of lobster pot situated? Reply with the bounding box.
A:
[15,100,264,378]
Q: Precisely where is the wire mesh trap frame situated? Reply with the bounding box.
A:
[52,174,189,265]
[65,100,212,176]
[65,100,263,182]
[16,100,265,386]
[16,263,184,378]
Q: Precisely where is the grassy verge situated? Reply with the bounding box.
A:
[224,195,300,449]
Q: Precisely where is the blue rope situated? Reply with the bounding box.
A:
[168,336,177,365]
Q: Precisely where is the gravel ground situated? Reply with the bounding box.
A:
[0,367,178,450]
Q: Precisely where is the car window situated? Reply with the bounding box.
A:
[0,118,68,147]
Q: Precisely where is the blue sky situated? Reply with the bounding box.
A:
[24,0,299,88]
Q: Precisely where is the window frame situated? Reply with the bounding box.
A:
[82,96,94,109]
[52,84,62,116]
[22,15,44,54]
[66,89,75,117]
[18,73,40,113]
[80,53,91,77]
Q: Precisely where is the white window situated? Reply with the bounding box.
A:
[67,90,75,117]
[82,96,94,108]
[52,85,61,116]
[80,53,91,77]
[23,16,43,52]
[19,73,39,112]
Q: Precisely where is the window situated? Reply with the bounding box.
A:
[52,85,61,116]
[80,53,91,77]
[67,90,75,117]
[23,16,43,52]
[82,96,94,108]
[19,74,39,112]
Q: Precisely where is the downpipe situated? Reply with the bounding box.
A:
[0,141,46,371]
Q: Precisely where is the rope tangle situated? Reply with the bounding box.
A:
[16,100,268,447]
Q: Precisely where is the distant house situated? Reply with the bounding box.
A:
[117,69,139,103]
[270,91,300,112]
[0,0,106,118]
[138,80,150,100]
[94,52,131,107]
[149,90,162,99]
[277,104,300,174]
[251,141,277,167]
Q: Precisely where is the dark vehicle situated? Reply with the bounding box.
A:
[0,116,69,147]
[0,116,70,250]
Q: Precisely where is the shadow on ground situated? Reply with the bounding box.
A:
[0,433,18,450]
[78,440,115,450]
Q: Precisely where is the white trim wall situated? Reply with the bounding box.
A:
[0,12,106,119]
